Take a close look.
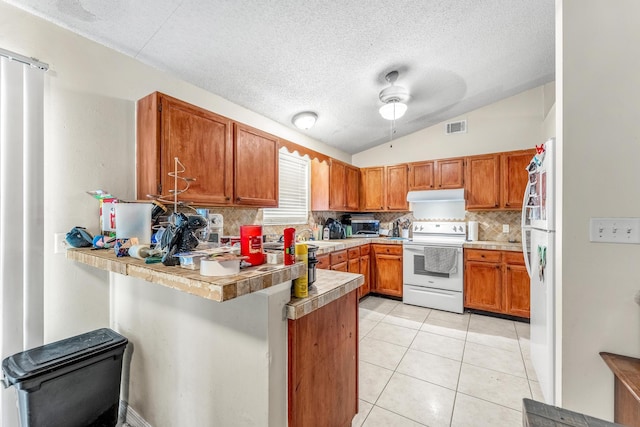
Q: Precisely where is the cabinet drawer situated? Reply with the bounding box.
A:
[503,251,525,265]
[465,249,502,263]
[330,250,348,265]
[331,262,348,272]
[360,244,370,256]
[316,254,330,270]
[348,247,360,259]
[373,244,403,255]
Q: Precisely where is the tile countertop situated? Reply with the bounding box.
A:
[287,269,363,320]
[304,237,405,255]
[67,248,363,320]
[67,248,307,303]
[308,237,523,253]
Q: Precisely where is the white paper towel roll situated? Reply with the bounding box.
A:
[467,221,479,241]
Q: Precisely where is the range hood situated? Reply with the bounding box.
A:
[406,189,465,203]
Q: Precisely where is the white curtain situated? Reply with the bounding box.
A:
[0,54,45,426]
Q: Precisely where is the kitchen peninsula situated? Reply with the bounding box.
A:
[67,248,363,426]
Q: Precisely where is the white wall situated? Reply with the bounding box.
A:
[0,1,348,344]
[352,84,553,167]
[559,0,640,420]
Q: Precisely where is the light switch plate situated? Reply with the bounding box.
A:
[54,233,68,253]
[589,218,640,244]
[502,224,510,233]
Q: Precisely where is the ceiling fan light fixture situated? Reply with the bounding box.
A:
[292,111,318,130]
[378,70,410,120]
[379,101,407,120]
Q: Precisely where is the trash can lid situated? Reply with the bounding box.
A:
[2,328,127,386]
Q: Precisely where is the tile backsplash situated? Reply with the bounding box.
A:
[185,206,521,242]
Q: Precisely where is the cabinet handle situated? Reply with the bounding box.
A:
[236,197,242,202]
[225,197,231,201]
[505,202,510,207]
[507,266,511,270]
[496,265,500,269]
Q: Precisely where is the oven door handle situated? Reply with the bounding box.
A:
[404,246,462,254]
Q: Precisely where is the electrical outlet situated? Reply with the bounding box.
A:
[54,233,67,254]
[502,224,510,233]
[590,218,640,244]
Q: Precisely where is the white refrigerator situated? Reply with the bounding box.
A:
[521,138,556,404]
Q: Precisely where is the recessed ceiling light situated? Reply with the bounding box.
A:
[292,111,318,130]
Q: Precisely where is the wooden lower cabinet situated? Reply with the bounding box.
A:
[464,249,530,318]
[288,290,358,427]
[359,244,371,298]
[371,244,403,298]
[314,244,374,298]
[503,252,530,317]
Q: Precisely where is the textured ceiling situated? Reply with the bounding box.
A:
[8,0,555,154]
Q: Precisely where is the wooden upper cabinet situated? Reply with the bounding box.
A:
[233,123,278,207]
[361,167,385,211]
[328,160,346,210]
[408,158,464,191]
[137,92,234,205]
[310,158,330,211]
[408,161,435,190]
[344,165,360,211]
[386,164,409,211]
[435,158,465,189]
[501,149,535,209]
[465,154,500,209]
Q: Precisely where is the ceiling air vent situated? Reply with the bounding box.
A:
[446,120,467,135]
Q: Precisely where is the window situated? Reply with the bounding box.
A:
[262,149,309,225]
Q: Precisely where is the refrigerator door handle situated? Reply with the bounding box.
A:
[522,179,532,278]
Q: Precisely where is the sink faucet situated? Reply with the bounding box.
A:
[297,229,315,241]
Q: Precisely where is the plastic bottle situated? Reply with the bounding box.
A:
[293,243,308,298]
[283,227,296,265]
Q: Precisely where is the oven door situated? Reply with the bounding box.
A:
[403,244,463,292]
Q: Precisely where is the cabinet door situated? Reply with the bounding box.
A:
[329,160,346,210]
[347,258,360,274]
[310,158,330,211]
[361,167,385,211]
[359,254,370,298]
[372,245,403,298]
[464,260,502,312]
[345,165,360,211]
[386,165,408,211]
[504,252,530,318]
[408,161,435,190]
[435,158,465,189]
[465,154,500,209]
[288,291,358,427]
[234,123,278,207]
[501,149,535,209]
[156,94,234,206]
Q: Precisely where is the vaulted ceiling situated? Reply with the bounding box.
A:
[7,0,555,154]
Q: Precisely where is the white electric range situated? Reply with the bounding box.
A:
[403,221,466,313]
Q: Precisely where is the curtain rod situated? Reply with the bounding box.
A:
[0,47,48,71]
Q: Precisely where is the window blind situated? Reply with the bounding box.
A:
[263,150,309,225]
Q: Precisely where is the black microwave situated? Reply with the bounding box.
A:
[350,220,380,237]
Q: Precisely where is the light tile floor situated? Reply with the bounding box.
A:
[353,296,544,427]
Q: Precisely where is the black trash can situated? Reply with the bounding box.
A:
[2,328,128,427]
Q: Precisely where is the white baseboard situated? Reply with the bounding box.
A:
[119,400,152,427]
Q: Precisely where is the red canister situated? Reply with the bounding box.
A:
[283,227,296,265]
[240,225,264,266]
